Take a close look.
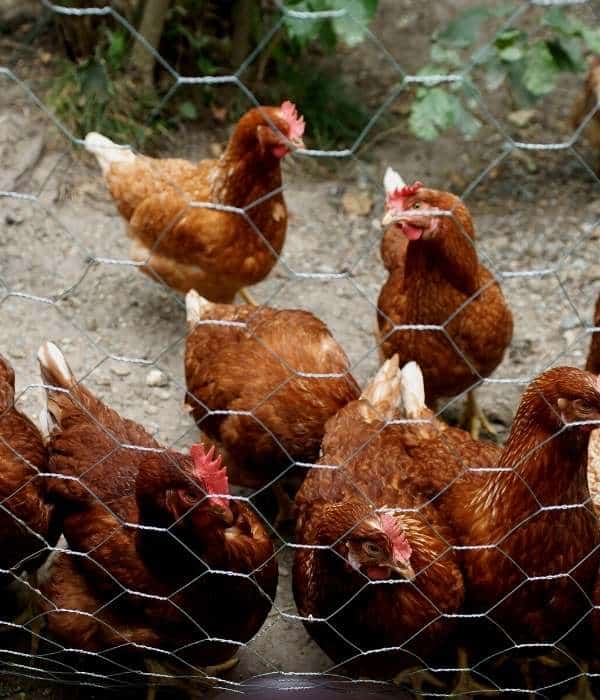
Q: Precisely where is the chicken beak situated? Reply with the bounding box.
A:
[381,209,401,228]
[291,137,305,151]
[391,561,416,581]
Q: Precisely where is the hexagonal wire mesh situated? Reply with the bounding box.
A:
[1,0,600,696]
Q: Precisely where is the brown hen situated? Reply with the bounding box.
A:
[586,293,600,516]
[377,168,513,438]
[0,354,58,623]
[393,361,600,677]
[85,101,305,304]
[572,56,600,171]
[37,342,277,686]
[184,291,360,524]
[293,357,464,685]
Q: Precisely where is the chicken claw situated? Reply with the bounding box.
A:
[393,665,445,692]
[238,288,258,306]
[452,647,499,696]
[461,391,497,440]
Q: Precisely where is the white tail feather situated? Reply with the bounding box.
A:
[383,166,406,195]
[359,355,401,421]
[84,132,135,176]
[37,342,75,433]
[38,342,73,388]
[186,289,213,327]
[36,535,68,587]
[399,361,426,419]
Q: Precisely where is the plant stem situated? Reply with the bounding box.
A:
[231,0,252,68]
[129,0,172,86]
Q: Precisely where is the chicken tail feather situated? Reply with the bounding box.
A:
[84,132,136,176]
[186,289,213,328]
[360,354,401,420]
[0,354,15,412]
[37,342,78,432]
[399,361,427,419]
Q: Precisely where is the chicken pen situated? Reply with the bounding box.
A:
[0,0,599,698]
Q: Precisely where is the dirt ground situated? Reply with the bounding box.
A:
[0,0,599,697]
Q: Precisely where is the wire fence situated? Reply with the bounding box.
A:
[1,0,600,697]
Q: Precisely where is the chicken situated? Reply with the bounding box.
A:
[184,291,360,524]
[377,167,513,438]
[572,56,600,171]
[392,360,600,692]
[292,356,464,685]
[0,354,58,630]
[588,294,600,376]
[84,101,305,305]
[586,293,600,514]
[37,342,277,688]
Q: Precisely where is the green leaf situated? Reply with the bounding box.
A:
[548,37,585,73]
[436,7,492,48]
[455,100,481,138]
[582,27,600,53]
[179,101,198,120]
[523,41,558,96]
[498,45,523,62]
[430,44,462,67]
[484,56,506,91]
[409,87,461,140]
[331,0,375,47]
[77,58,110,104]
[284,1,322,44]
[542,7,584,37]
[106,29,127,71]
[494,27,525,50]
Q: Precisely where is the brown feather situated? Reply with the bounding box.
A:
[378,188,513,402]
[185,302,360,490]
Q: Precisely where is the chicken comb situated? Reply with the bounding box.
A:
[380,513,413,562]
[387,181,424,208]
[190,443,229,507]
[280,100,305,141]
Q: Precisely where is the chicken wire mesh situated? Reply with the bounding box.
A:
[0,0,600,697]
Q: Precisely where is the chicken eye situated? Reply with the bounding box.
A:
[412,202,422,209]
[574,399,592,413]
[363,542,382,557]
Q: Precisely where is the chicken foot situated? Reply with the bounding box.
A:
[460,390,497,440]
[238,288,258,306]
[393,665,445,693]
[451,647,499,696]
[145,655,238,700]
[560,662,596,700]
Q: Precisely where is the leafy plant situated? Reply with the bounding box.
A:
[44,0,379,148]
[46,28,170,147]
[409,5,600,141]
[284,0,379,49]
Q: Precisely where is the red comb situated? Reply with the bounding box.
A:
[190,443,229,507]
[280,100,305,141]
[387,181,424,208]
[380,513,412,562]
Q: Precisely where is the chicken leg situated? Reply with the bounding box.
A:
[145,655,238,700]
[451,647,499,696]
[393,666,445,693]
[560,662,595,700]
[238,288,258,306]
[460,390,497,440]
